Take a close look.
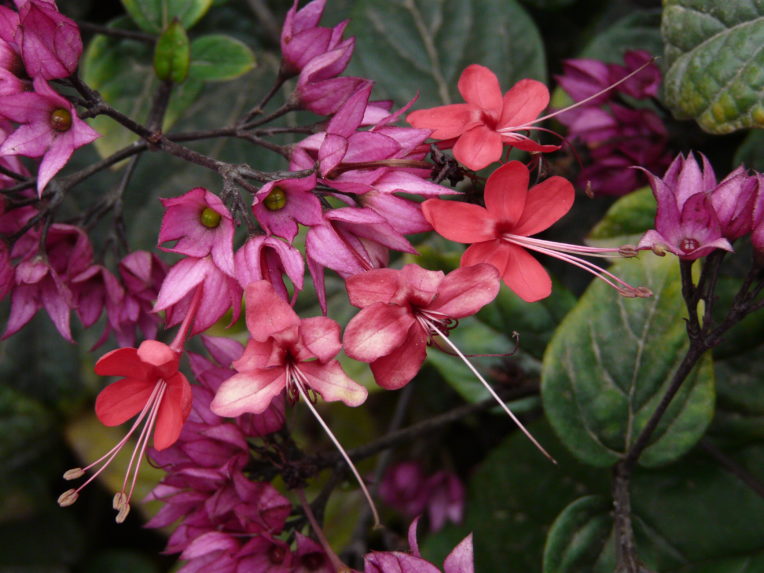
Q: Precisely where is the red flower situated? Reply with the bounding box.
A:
[407,64,558,170]
[423,161,648,302]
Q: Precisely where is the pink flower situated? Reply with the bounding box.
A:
[211,280,367,416]
[252,174,321,242]
[407,64,559,170]
[0,0,82,80]
[343,263,500,390]
[0,77,99,195]
[235,235,305,303]
[423,161,648,302]
[159,187,236,277]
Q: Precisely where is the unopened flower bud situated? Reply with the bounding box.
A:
[57,489,78,507]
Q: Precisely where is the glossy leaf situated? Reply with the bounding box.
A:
[189,35,256,82]
[81,18,203,159]
[121,0,213,33]
[588,187,656,245]
[662,0,764,133]
[346,0,545,109]
[541,255,715,467]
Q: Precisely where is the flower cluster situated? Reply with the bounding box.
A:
[638,152,763,259]
[555,50,671,196]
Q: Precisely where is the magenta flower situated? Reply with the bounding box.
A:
[159,187,236,277]
[0,0,82,80]
[407,64,558,170]
[379,461,430,517]
[211,280,367,416]
[709,166,759,241]
[638,153,734,260]
[235,235,305,303]
[343,263,500,390]
[423,161,648,301]
[252,174,321,241]
[0,77,99,195]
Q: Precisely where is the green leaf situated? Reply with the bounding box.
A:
[189,34,256,82]
[121,0,213,33]
[711,343,764,444]
[734,129,764,172]
[541,255,715,467]
[81,18,203,159]
[662,0,764,133]
[422,421,609,572]
[346,0,545,108]
[153,19,190,82]
[580,10,663,61]
[542,496,615,573]
[588,187,656,245]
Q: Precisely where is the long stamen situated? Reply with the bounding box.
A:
[426,321,556,464]
[291,367,381,528]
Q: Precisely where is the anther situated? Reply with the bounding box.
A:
[63,468,84,480]
[57,489,78,507]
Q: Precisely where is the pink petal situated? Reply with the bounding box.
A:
[369,323,427,390]
[422,199,496,243]
[244,280,299,342]
[498,78,549,128]
[346,268,401,307]
[406,103,473,139]
[95,378,155,426]
[452,124,503,171]
[299,316,341,362]
[299,360,367,406]
[154,372,192,450]
[457,64,503,115]
[483,161,529,225]
[429,264,500,318]
[511,175,575,236]
[344,303,413,362]
[443,534,474,573]
[210,368,286,417]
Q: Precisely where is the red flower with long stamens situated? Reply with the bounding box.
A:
[423,161,650,302]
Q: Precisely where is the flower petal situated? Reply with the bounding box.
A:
[406,103,472,139]
[210,369,286,417]
[244,280,300,342]
[443,534,474,573]
[429,263,500,318]
[299,316,341,362]
[369,323,427,390]
[483,161,529,225]
[94,347,148,378]
[95,378,155,426]
[299,360,367,406]
[422,199,496,243]
[511,175,575,236]
[154,372,192,450]
[344,303,413,362]
[452,125,503,171]
[498,78,549,128]
[346,268,401,307]
[457,64,503,114]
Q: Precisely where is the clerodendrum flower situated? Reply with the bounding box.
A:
[59,287,202,522]
[423,161,651,302]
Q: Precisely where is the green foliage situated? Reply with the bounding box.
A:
[189,35,256,81]
[121,0,213,33]
[345,0,545,108]
[542,256,715,467]
[588,187,656,245]
[662,0,764,133]
[153,19,191,82]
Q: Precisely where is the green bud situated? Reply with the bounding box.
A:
[153,18,190,83]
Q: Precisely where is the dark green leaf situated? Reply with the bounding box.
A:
[662,0,764,133]
[189,34,256,82]
[712,342,764,444]
[580,10,663,61]
[121,0,213,33]
[541,255,715,467]
[81,18,203,159]
[346,0,545,108]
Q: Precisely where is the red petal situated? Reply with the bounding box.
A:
[498,78,549,127]
[511,175,575,236]
[457,65,503,114]
[369,323,427,390]
[452,125,503,171]
[244,280,299,342]
[429,264,500,318]
[299,360,368,407]
[136,340,179,379]
[422,199,496,243]
[406,104,472,139]
[154,372,192,450]
[483,161,529,225]
[95,378,155,426]
[94,347,150,379]
[299,316,341,362]
[344,303,414,362]
[464,241,551,302]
